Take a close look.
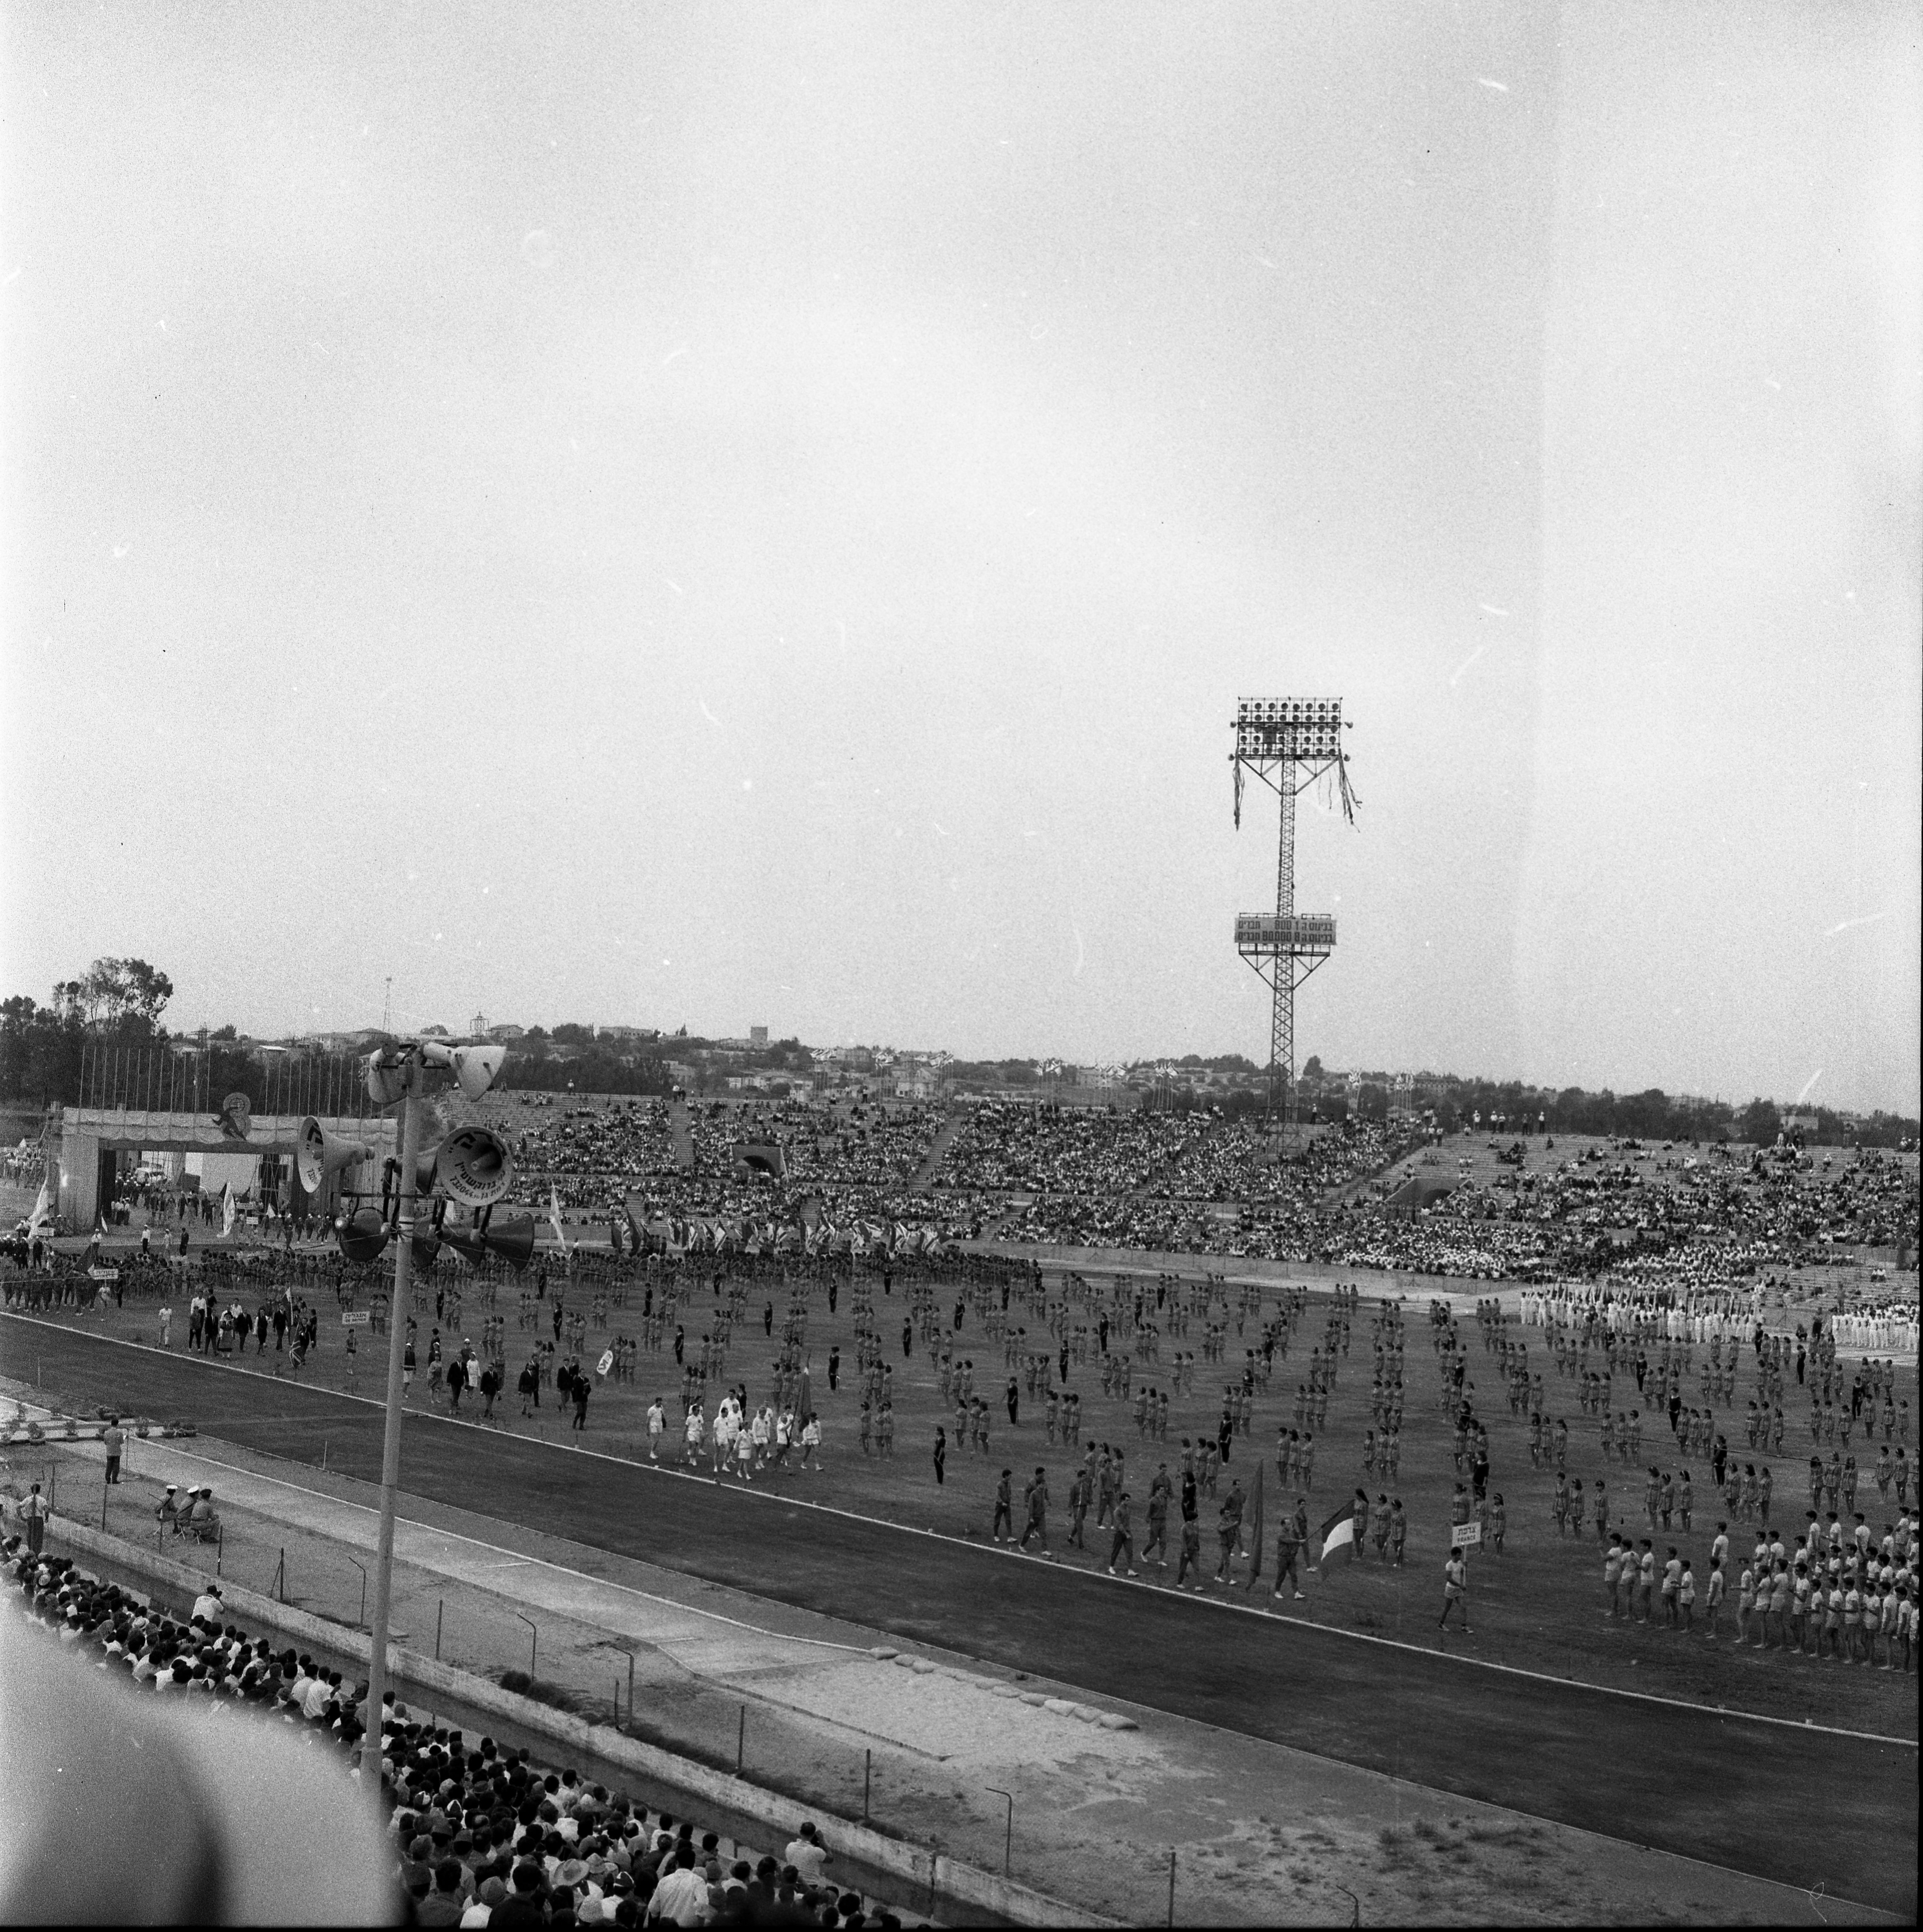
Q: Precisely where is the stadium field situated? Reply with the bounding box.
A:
[3,1312,1915,1919]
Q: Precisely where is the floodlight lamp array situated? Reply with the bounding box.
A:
[1234,696,1344,764]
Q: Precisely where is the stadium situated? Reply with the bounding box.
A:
[3,1033,1917,1922]
[4,5,1918,1927]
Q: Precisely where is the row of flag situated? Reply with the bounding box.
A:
[593,1202,949,1262]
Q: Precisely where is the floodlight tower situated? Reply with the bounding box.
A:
[1230,697,1356,1135]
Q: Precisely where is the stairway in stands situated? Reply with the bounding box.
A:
[667,1097,696,1171]
[909,1105,967,1192]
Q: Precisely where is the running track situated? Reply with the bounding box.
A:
[6,1318,1915,1917]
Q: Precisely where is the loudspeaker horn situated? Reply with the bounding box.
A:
[442,1211,536,1272]
[296,1117,379,1194]
[333,1207,390,1266]
[414,1124,514,1209]
[364,1047,411,1106]
[421,1039,507,1102]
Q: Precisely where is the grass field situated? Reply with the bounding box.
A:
[13,1191,1914,1741]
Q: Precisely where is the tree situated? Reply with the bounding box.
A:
[1301,1055,1324,1083]
[65,958,174,1030]
[1738,1097,1782,1147]
[0,996,85,1106]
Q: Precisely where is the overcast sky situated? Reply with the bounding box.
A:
[3,3,1917,1112]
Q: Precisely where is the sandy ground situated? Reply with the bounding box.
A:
[2,1387,1900,1928]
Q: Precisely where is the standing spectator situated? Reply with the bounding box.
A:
[22,1483,47,1558]
[784,1824,831,1888]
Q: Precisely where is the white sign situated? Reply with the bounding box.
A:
[87,1266,121,1283]
[340,1310,372,1327]
[1451,1520,1483,1549]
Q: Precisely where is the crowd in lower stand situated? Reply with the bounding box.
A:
[3,1534,927,1927]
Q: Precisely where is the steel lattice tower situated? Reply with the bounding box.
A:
[1230,697,1355,1135]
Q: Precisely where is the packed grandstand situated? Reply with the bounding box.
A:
[410,1094,1923,1290]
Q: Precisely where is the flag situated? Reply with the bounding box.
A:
[548,1182,570,1256]
[1316,1498,1357,1568]
[595,1348,614,1378]
[220,1181,236,1239]
[1243,1462,1265,1590]
[26,1178,52,1236]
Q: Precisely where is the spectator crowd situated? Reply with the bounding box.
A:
[3,1531,929,1927]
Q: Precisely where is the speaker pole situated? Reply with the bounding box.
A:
[361,1053,424,1794]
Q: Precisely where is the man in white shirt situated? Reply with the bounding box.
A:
[191,1583,224,1624]
[303,1669,338,1720]
[649,1846,709,1928]
[784,1822,831,1886]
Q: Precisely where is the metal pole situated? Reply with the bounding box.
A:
[514,1611,537,1678]
[102,1474,108,1530]
[986,1788,1012,1876]
[864,1749,871,1822]
[1167,1849,1177,1928]
[361,1061,421,1789]
[737,1704,745,1774]
[1272,770,1295,1132]
[435,1599,443,1662]
[628,1651,635,1730]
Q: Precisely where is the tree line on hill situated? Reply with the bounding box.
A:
[1297,1066,1915,1151]
[0,959,1914,1147]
